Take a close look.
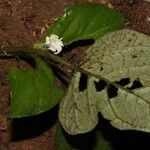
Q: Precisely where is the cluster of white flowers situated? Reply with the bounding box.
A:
[44,34,64,54]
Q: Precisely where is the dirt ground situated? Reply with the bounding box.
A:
[0,0,150,149]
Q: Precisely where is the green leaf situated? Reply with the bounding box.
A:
[9,58,64,118]
[56,126,72,150]
[59,29,150,135]
[35,3,123,47]
[56,125,113,150]
[93,130,113,150]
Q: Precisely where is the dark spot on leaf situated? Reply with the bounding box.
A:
[139,43,142,46]
[132,55,137,58]
[128,39,131,42]
[116,78,130,86]
[100,67,104,71]
[128,79,143,90]
[107,84,118,99]
[79,73,88,91]
[94,80,107,92]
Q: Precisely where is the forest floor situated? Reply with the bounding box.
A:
[0,0,150,149]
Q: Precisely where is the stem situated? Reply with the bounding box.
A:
[0,46,149,103]
[0,46,74,68]
[0,46,125,86]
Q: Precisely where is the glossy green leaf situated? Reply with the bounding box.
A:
[59,29,150,135]
[35,3,123,47]
[9,58,63,118]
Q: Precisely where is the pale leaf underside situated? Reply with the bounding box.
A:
[59,29,150,135]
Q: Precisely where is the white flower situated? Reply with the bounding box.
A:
[44,34,64,54]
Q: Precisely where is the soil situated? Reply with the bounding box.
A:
[0,0,150,150]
